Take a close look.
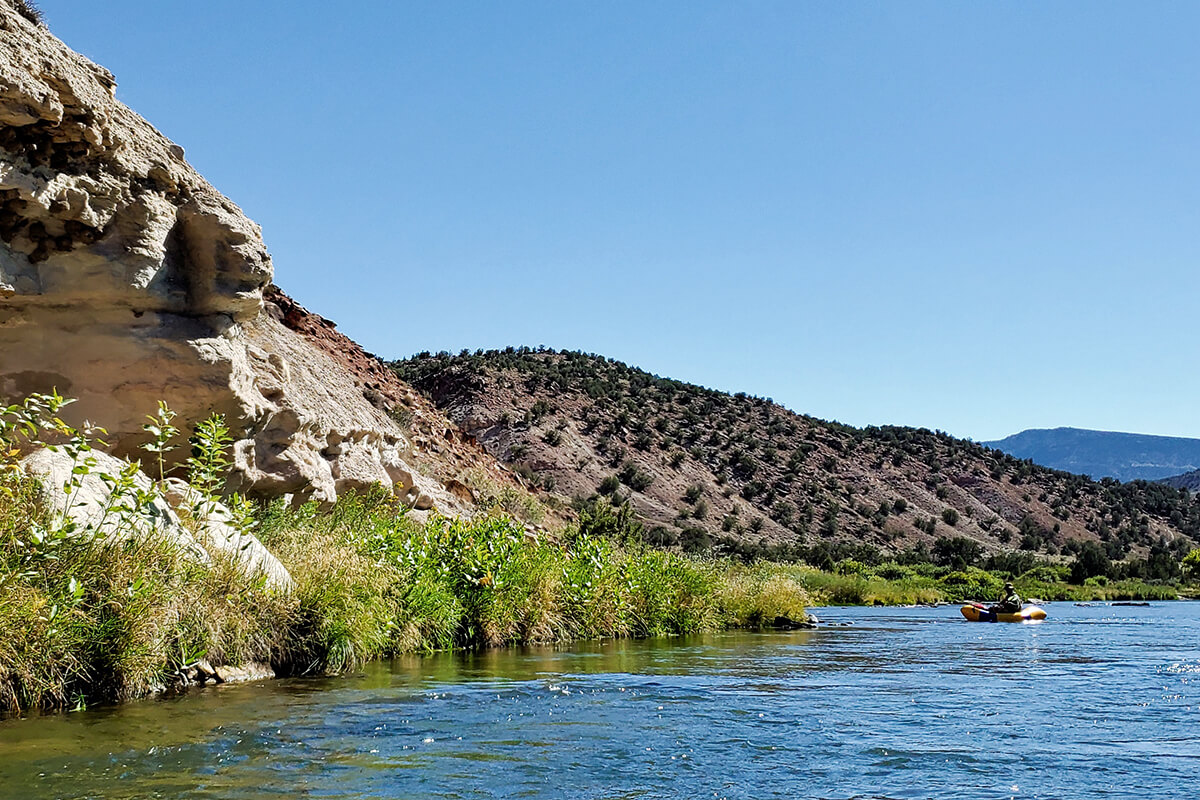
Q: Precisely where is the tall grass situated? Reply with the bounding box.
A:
[0,485,291,711]
[1,472,814,712]
[793,559,1181,605]
[256,491,808,664]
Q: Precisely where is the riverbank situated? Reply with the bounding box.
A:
[6,604,1199,800]
[790,561,1180,606]
[3,477,1185,714]
[0,484,814,713]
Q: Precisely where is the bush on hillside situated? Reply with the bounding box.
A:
[10,0,44,26]
[617,461,654,492]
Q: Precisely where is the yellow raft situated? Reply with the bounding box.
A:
[961,604,1047,623]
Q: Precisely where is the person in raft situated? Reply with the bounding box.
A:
[990,582,1022,614]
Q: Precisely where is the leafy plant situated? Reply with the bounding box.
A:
[141,401,179,488]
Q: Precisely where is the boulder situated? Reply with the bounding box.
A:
[212,662,275,684]
[21,447,294,591]
[161,478,295,592]
[20,447,207,561]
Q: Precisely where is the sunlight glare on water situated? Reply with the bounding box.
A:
[2,603,1200,799]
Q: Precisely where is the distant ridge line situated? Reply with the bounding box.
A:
[983,427,1200,483]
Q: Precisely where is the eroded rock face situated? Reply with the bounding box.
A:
[0,4,451,507]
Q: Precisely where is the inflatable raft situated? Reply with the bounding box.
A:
[961,604,1047,623]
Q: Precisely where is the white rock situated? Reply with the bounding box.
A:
[212,662,275,684]
[163,478,294,591]
[0,5,433,508]
[21,447,207,561]
[21,448,294,592]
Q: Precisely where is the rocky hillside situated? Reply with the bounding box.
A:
[0,2,530,518]
[394,349,1200,562]
[983,428,1200,482]
[1162,469,1200,492]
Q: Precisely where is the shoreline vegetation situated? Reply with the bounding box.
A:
[0,395,1194,715]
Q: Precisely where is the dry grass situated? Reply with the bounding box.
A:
[7,0,43,26]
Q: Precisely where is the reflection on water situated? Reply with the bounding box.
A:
[3,604,1200,799]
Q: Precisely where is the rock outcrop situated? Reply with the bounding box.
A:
[21,447,294,591]
[0,3,476,508]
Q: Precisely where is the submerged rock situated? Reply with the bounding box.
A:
[212,662,275,684]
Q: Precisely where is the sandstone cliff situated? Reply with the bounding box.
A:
[0,3,514,511]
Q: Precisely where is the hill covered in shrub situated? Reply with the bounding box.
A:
[394,348,1200,577]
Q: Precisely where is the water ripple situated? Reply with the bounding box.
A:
[4,603,1200,799]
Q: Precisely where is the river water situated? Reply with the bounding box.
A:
[3,602,1200,799]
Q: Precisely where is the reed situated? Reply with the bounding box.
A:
[0,494,290,711]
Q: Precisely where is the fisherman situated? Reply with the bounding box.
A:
[991,582,1022,614]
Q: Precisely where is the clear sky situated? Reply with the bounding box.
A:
[35,1,1200,442]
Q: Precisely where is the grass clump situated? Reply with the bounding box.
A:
[0,394,291,712]
[9,0,44,27]
[0,485,290,711]
[460,468,546,525]
[718,563,809,627]
[256,493,773,660]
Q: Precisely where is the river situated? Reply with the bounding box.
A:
[2,602,1199,799]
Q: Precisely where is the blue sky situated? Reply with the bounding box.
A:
[37,1,1200,441]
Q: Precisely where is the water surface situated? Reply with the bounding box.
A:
[3,603,1200,799]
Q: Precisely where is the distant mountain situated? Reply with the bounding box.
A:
[393,349,1200,561]
[982,428,1200,482]
[1162,469,1200,492]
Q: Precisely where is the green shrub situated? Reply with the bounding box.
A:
[1184,549,1200,581]
[1070,541,1113,584]
[932,536,981,569]
[576,495,643,543]
[719,563,809,627]
[1019,565,1069,584]
[618,461,654,492]
[835,559,869,576]
[940,568,1003,602]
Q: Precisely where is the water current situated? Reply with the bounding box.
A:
[2,602,1200,799]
